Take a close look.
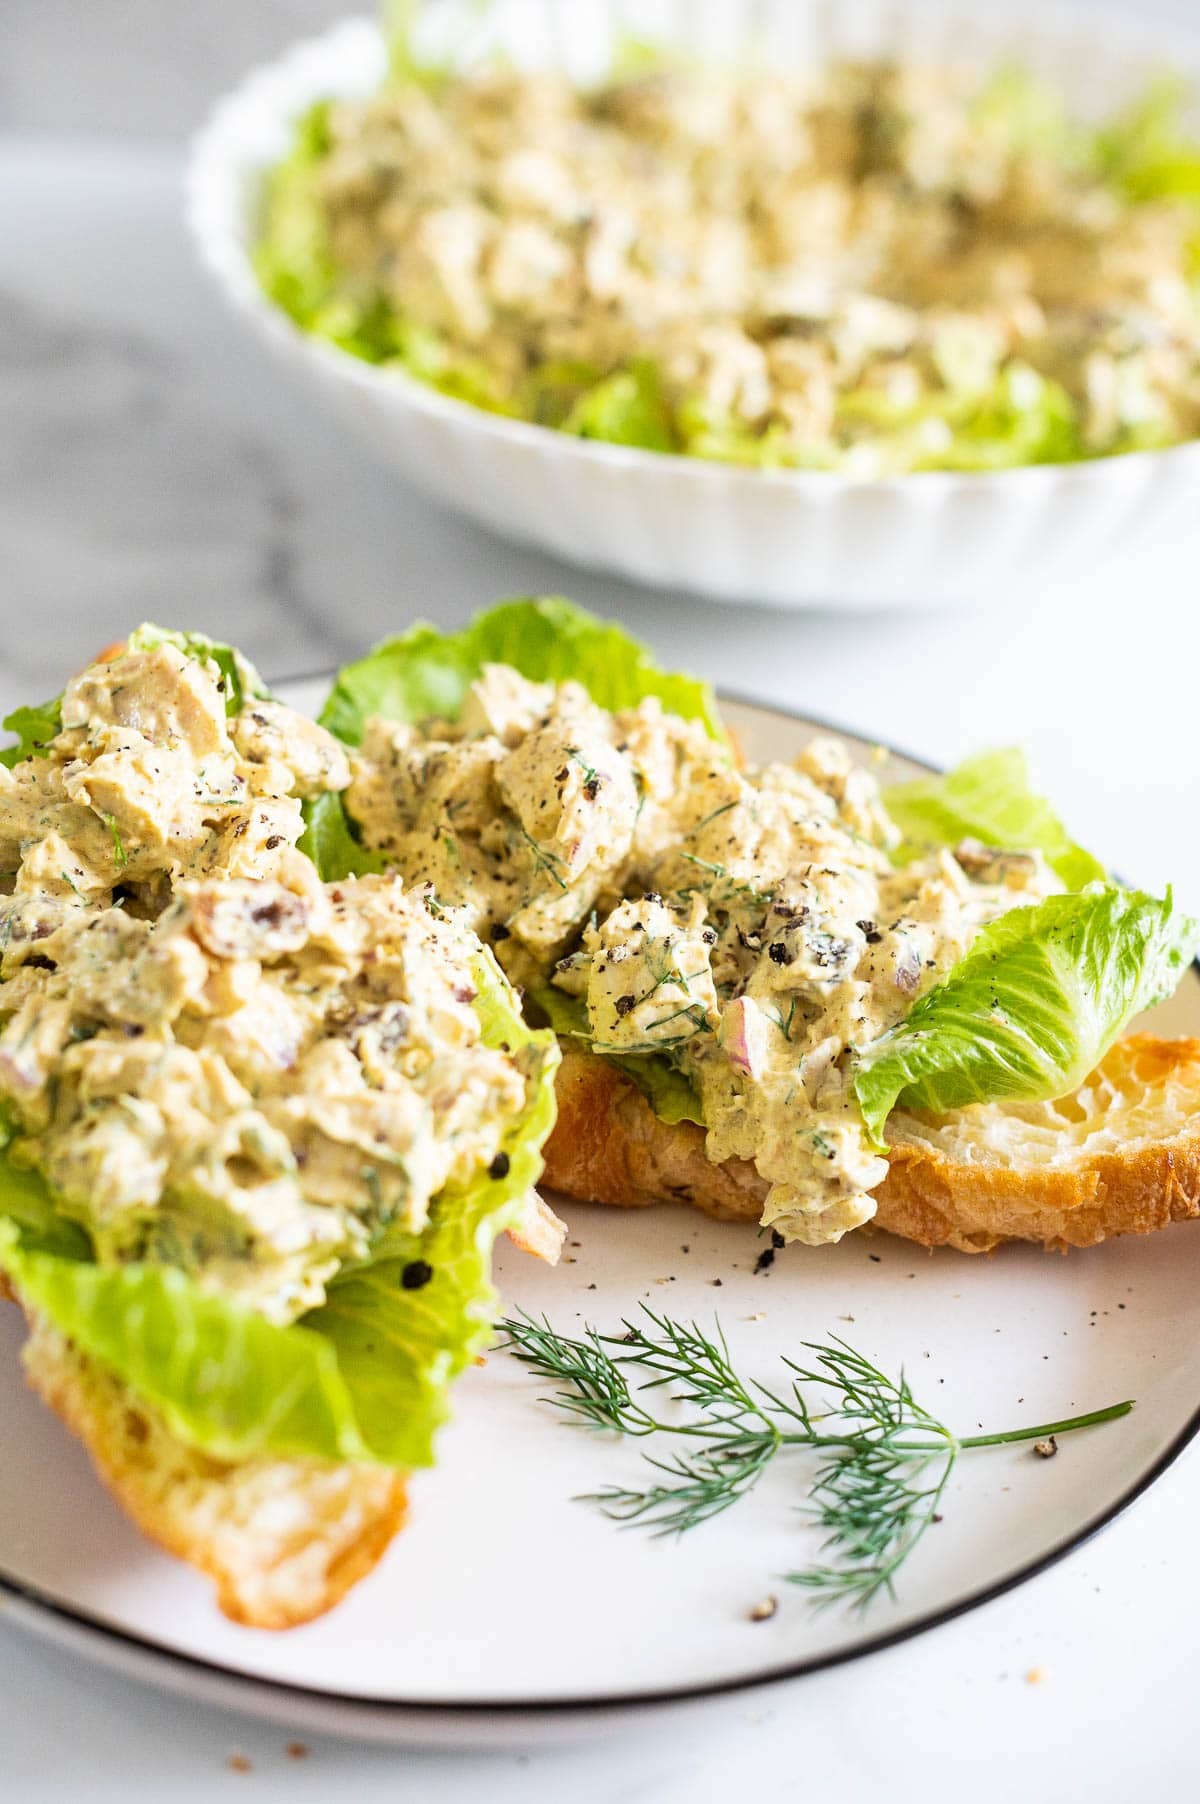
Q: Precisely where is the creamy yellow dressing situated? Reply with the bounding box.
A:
[348,666,1054,1244]
[0,644,545,1319]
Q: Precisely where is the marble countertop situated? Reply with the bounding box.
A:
[3,136,1199,1803]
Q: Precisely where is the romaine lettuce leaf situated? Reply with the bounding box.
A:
[393,321,515,415]
[971,66,1093,168]
[562,362,675,452]
[619,1057,705,1127]
[883,748,1105,891]
[253,101,341,334]
[678,399,817,470]
[0,1138,89,1259]
[854,884,1199,1146]
[318,596,726,746]
[533,986,705,1127]
[0,1227,381,1464]
[385,0,432,85]
[298,790,388,881]
[932,365,1082,471]
[676,361,1083,475]
[1095,78,1200,204]
[608,31,667,80]
[0,697,63,770]
[0,954,559,1468]
[523,358,605,427]
[836,363,1083,474]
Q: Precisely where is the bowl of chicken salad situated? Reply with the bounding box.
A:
[188,0,1200,607]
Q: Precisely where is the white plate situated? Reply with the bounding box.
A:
[186,3,1200,610]
[2,689,1198,1748]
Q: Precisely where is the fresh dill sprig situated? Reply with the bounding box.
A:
[685,799,739,835]
[501,1308,1133,1613]
[514,824,568,891]
[678,851,774,904]
[772,1339,957,1611]
[565,746,602,792]
[496,1313,657,1436]
[104,813,128,871]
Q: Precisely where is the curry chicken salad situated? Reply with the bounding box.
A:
[312,599,1198,1259]
[0,626,561,1625]
[258,42,1200,473]
[2,602,1198,1628]
[0,633,548,1321]
[346,667,1054,1245]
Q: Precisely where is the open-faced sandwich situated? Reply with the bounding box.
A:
[311,598,1200,1256]
[0,628,559,1625]
[5,604,1198,1628]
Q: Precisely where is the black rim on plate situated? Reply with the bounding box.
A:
[3,687,1198,1721]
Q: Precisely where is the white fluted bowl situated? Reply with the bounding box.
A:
[187,1,1200,610]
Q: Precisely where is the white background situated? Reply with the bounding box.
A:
[3,3,1200,1797]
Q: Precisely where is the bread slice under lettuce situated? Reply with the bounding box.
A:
[2,1191,566,1628]
[542,1035,1200,1254]
[14,1305,406,1629]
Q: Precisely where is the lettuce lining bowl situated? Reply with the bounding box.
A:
[185,1,1200,610]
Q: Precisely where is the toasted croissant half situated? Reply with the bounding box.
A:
[542,1035,1200,1254]
[12,1311,407,1629]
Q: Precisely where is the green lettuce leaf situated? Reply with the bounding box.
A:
[298,790,389,881]
[523,358,605,428]
[608,31,668,80]
[533,986,705,1127]
[971,65,1093,168]
[385,0,433,85]
[318,596,726,747]
[854,884,1200,1147]
[562,362,676,452]
[253,100,341,333]
[0,1227,381,1464]
[609,1051,705,1127]
[677,398,818,470]
[1095,78,1200,204]
[0,954,559,1468]
[883,748,1105,891]
[0,1136,90,1259]
[835,363,1083,473]
[0,697,63,769]
[676,361,1084,475]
